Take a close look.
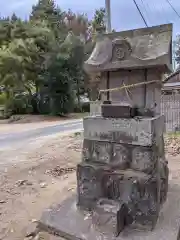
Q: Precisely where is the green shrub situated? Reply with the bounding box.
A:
[0,93,7,105]
[6,93,33,115]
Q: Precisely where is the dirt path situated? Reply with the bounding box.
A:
[0,133,180,240]
[0,133,82,240]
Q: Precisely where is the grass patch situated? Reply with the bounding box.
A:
[166,132,180,137]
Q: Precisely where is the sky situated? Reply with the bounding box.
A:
[0,0,180,37]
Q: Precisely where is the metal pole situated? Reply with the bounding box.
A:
[105,0,111,33]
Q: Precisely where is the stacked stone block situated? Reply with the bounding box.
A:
[77,115,168,232]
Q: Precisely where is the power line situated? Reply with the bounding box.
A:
[143,0,155,24]
[132,0,148,27]
[144,0,168,24]
[165,0,180,19]
[156,0,170,24]
[139,0,150,24]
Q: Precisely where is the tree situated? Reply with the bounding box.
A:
[91,8,106,34]
[0,4,107,116]
[30,0,67,39]
[174,36,180,69]
[0,19,54,95]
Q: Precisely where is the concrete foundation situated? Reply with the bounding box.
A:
[38,191,180,240]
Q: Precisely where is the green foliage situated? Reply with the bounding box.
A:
[0,0,105,116]
[6,93,33,114]
[174,36,180,68]
[92,8,106,30]
[0,92,6,105]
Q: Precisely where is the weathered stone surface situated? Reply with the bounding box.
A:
[92,198,130,237]
[102,169,148,201]
[82,139,130,169]
[78,114,168,232]
[77,159,161,230]
[76,163,108,210]
[159,159,169,204]
[133,178,160,230]
[101,169,160,229]
[83,116,165,146]
[39,190,180,240]
[101,104,135,118]
[84,24,172,73]
[130,146,157,174]
[82,139,163,174]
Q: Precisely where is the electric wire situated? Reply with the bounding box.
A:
[139,0,151,24]
[132,0,148,27]
[165,0,180,19]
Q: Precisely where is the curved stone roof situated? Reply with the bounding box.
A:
[84,24,173,73]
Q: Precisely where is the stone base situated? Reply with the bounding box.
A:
[38,193,179,240]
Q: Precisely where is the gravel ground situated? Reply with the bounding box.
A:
[0,133,180,240]
[0,133,82,240]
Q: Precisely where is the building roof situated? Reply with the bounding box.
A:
[84,24,173,73]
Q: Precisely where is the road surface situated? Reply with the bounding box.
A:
[0,119,83,149]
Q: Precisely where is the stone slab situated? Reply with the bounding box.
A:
[76,161,160,213]
[92,198,130,237]
[83,116,165,146]
[101,104,135,118]
[38,190,180,240]
[82,139,160,173]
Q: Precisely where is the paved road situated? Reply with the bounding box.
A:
[0,119,83,149]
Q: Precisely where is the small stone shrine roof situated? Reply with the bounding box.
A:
[84,24,172,73]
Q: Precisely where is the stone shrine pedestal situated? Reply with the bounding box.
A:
[77,115,168,233]
[38,114,168,239]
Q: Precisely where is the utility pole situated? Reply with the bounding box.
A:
[105,0,111,101]
[105,0,112,33]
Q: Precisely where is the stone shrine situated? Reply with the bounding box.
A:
[88,24,172,116]
[39,24,172,239]
[77,23,172,234]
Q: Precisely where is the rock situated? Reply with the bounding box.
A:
[31,219,38,223]
[0,200,6,204]
[33,232,50,240]
[16,180,33,187]
[48,166,76,177]
[39,182,47,188]
[165,136,180,156]
[25,222,38,238]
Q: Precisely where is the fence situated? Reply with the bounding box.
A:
[161,93,180,133]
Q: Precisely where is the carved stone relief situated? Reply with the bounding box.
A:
[77,164,104,209]
[112,39,132,62]
[112,144,130,169]
[131,147,155,173]
[82,139,130,169]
